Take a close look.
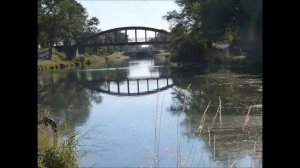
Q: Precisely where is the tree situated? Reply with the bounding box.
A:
[38,0,87,59]
[86,17,100,34]
[164,0,262,67]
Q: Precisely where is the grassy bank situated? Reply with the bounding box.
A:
[105,52,130,61]
[38,49,123,72]
[38,123,82,168]
[153,50,171,64]
[154,50,171,58]
[170,55,247,69]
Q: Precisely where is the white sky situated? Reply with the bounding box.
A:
[76,0,179,37]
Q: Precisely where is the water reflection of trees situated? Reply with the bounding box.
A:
[38,83,100,130]
[157,66,171,77]
[38,68,129,130]
[169,71,262,167]
[170,69,262,115]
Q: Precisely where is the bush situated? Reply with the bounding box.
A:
[86,59,92,65]
[39,147,78,168]
[38,123,82,168]
[172,37,208,64]
[53,49,67,61]
[59,63,66,69]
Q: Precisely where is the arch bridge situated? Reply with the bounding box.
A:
[56,26,170,58]
[76,26,169,47]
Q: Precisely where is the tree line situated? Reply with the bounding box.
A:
[163,0,262,67]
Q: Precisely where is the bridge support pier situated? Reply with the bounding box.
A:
[117,81,120,94]
[137,79,139,94]
[167,77,169,86]
[147,79,149,91]
[135,29,137,42]
[127,79,130,94]
[125,29,128,42]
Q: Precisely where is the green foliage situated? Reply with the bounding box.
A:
[164,0,262,70]
[53,49,67,61]
[38,50,105,72]
[172,36,208,64]
[224,24,239,42]
[38,0,100,59]
[38,124,81,168]
[39,147,78,168]
[86,17,100,34]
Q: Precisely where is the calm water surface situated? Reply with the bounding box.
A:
[38,57,262,167]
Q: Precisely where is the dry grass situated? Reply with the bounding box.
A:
[196,101,211,134]
[38,124,81,168]
[38,50,106,71]
[243,105,252,131]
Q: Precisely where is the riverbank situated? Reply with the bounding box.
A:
[170,55,247,68]
[38,49,129,72]
[153,49,171,64]
[154,49,171,57]
[37,96,83,168]
[105,52,130,61]
[38,122,81,168]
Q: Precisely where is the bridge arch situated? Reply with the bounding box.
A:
[56,26,170,59]
[75,26,169,47]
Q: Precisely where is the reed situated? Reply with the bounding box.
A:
[197,101,211,134]
[213,135,216,160]
[38,123,82,168]
[208,127,211,146]
[218,96,222,128]
[243,105,252,131]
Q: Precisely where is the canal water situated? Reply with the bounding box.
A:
[38,57,262,167]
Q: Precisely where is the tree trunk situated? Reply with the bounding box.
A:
[48,40,54,60]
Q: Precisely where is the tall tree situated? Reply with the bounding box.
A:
[86,17,100,34]
[38,0,87,59]
[164,0,262,65]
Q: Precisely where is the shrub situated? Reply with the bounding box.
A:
[59,63,66,69]
[172,37,208,64]
[38,121,82,168]
[53,49,67,61]
[86,59,92,65]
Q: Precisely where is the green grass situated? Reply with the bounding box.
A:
[223,55,247,65]
[38,124,83,168]
[106,52,129,61]
[229,55,246,61]
[154,50,171,57]
[38,107,87,168]
[38,49,106,72]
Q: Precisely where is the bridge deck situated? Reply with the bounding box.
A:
[76,41,169,47]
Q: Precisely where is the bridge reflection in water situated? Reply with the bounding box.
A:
[84,76,174,96]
